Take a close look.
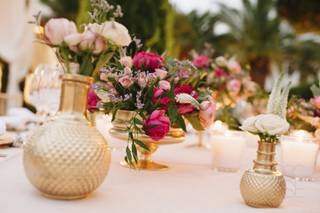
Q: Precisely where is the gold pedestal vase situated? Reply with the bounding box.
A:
[23,74,111,200]
[240,141,286,208]
[109,110,185,171]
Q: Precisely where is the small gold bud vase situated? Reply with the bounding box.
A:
[240,141,286,208]
[23,74,111,200]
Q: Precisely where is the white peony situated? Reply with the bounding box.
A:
[240,116,259,134]
[99,21,131,46]
[254,114,289,135]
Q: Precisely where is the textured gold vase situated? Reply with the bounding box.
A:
[23,74,111,200]
[109,110,185,170]
[240,141,286,208]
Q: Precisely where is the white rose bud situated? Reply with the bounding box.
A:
[254,114,289,135]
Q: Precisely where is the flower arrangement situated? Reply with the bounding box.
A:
[96,42,215,165]
[36,0,131,77]
[287,81,320,131]
[240,74,291,142]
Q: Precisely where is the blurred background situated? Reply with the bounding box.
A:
[0,0,320,108]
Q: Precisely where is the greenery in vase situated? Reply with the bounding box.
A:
[96,41,216,166]
[36,0,131,77]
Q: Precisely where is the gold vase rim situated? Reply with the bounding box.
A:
[62,74,93,84]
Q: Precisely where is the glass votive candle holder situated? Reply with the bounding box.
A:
[211,131,246,172]
[280,135,319,181]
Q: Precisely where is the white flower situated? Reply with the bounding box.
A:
[215,56,227,67]
[254,114,289,135]
[240,116,259,134]
[100,21,131,46]
[175,93,200,109]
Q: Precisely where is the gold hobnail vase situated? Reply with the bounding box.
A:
[240,141,286,208]
[109,110,185,170]
[23,74,111,200]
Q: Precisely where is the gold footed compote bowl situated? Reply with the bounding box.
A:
[109,110,185,171]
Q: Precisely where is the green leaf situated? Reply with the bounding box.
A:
[80,53,94,76]
[142,124,159,131]
[131,143,138,163]
[177,115,187,131]
[125,146,133,164]
[133,117,143,126]
[92,51,114,78]
[134,139,150,151]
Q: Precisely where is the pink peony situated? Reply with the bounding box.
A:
[119,75,133,88]
[120,56,133,68]
[159,80,171,91]
[199,101,216,128]
[44,18,77,45]
[311,96,320,109]
[87,89,100,112]
[152,87,164,103]
[227,60,241,74]
[133,51,164,71]
[227,79,242,95]
[93,35,106,54]
[192,55,209,68]
[79,30,96,50]
[174,85,198,114]
[144,110,171,140]
[155,68,168,79]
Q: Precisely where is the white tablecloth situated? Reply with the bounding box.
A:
[0,130,320,213]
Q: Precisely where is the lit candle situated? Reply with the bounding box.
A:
[280,132,319,179]
[211,131,246,172]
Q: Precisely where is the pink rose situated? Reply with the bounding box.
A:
[174,85,198,114]
[133,51,164,72]
[192,55,209,68]
[227,79,241,95]
[152,87,164,103]
[79,30,95,50]
[87,88,100,112]
[159,80,170,91]
[44,18,77,45]
[144,110,171,140]
[124,67,132,75]
[120,56,133,68]
[227,60,241,74]
[214,68,226,78]
[155,68,167,79]
[160,97,170,111]
[119,75,133,88]
[199,101,216,128]
[64,33,82,52]
[311,96,320,109]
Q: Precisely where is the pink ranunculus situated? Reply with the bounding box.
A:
[119,75,133,88]
[311,96,320,109]
[227,79,241,95]
[174,85,198,114]
[87,88,100,112]
[144,110,171,141]
[155,68,168,79]
[44,18,77,45]
[192,55,209,68]
[227,59,241,74]
[133,51,164,72]
[120,56,133,68]
[214,68,226,78]
[159,80,170,91]
[199,101,216,128]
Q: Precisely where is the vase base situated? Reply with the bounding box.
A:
[120,160,168,171]
[41,192,88,200]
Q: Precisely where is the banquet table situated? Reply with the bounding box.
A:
[1,122,320,213]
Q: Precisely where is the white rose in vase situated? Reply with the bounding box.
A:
[240,116,259,134]
[100,21,132,46]
[254,114,289,135]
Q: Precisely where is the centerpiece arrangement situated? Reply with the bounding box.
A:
[23,0,131,199]
[239,73,291,208]
[96,41,216,170]
[190,51,265,130]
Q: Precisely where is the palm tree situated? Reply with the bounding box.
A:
[218,0,284,86]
